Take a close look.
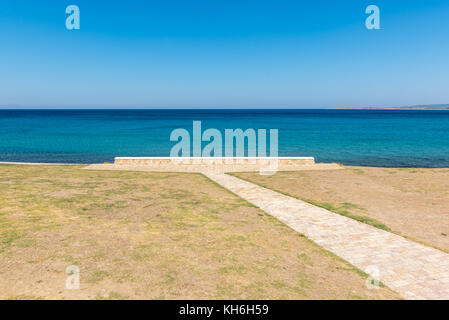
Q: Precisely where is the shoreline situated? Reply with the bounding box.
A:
[0,161,80,166]
[1,160,449,169]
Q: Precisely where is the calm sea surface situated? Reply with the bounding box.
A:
[1,109,449,167]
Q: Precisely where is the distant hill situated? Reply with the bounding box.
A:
[366,104,449,110]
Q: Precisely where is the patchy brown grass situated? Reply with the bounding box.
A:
[0,164,398,299]
[233,166,449,253]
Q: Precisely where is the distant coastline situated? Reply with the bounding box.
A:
[362,104,449,110]
[1,104,449,110]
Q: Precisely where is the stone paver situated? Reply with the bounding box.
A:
[204,172,449,300]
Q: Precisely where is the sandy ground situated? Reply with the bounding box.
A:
[234,166,449,252]
[0,164,398,299]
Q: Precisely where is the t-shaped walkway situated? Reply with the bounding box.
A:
[204,172,449,300]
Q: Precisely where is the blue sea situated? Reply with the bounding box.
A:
[1,109,449,167]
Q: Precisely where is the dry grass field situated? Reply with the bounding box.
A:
[0,164,398,299]
[233,166,449,252]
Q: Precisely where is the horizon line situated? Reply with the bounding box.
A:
[1,107,449,111]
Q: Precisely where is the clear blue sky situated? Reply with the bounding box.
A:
[1,0,448,108]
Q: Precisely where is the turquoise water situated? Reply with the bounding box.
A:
[1,109,449,167]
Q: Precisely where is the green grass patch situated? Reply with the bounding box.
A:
[303,199,391,231]
[230,173,391,232]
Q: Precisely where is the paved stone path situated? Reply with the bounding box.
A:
[204,172,449,300]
